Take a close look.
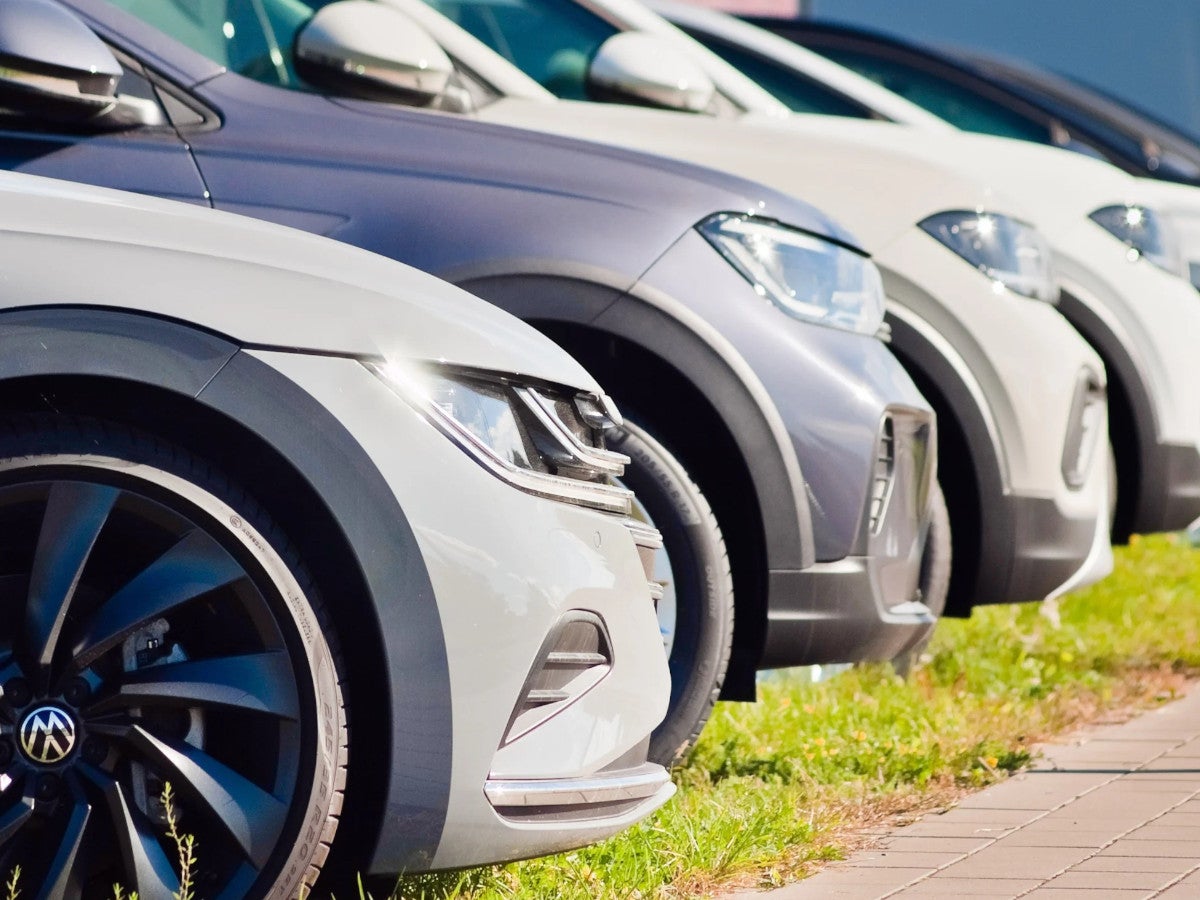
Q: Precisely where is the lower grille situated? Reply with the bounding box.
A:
[502,612,612,745]
[869,416,896,534]
[1061,370,1106,490]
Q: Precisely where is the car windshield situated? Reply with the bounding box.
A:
[819,45,1052,145]
[105,0,337,87]
[686,30,874,119]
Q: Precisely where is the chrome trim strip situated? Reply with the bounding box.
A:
[515,387,631,475]
[624,518,664,551]
[484,763,669,808]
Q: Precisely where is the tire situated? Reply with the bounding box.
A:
[892,480,951,676]
[607,421,733,767]
[0,415,346,899]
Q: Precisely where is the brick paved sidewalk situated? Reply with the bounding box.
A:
[732,686,1200,899]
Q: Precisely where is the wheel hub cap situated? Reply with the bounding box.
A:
[18,704,76,765]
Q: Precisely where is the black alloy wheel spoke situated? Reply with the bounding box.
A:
[0,788,34,844]
[71,529,246,670]
[23,483,119,682]
[88,651,300,720]
[80,764,180,895]
[34,799,90,900]
[128,725,286,869]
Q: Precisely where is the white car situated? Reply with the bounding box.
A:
[308,0,1115,620]
[0,172,672,896]
[653,0,1200,540]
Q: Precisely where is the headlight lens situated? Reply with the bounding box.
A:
[1089,205,1185,277]
[919,211,1057,303]
[367,362,633,514]
[426,373,544,472]
[698,213,886,336]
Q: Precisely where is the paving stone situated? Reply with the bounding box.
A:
[732,869,915,899]
[1041,792,1177,820]
[933,845,1092,879]
[888,878,1041,897]
[1095,840,1200,858]
[850,850,961,869]
[1153,812,1200,827]
[1021,890,1151,898]
[1121,823,1200,841]
[1102,775,1200,791]
[1140,755,1200,770]
[929,807,1043,825]
[1042,740,1179,764]
[1074,855,1195,873]
[1043,870,1177,890]
[892,820,1016,839]
[879,836,994,854]
[951,779,1102,811]
[991,827,1121,848]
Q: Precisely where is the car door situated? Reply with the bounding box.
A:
[0,44,209,205]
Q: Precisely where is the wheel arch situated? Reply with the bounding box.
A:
[885,305,1010,615]
[459,271,816,699]
[0,306,449,874]
[1056,288,1158,542]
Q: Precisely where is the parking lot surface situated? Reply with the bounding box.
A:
[734,685,1200,899]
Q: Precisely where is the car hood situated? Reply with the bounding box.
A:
[326,94,858,251]
[0,171,602,391]
[478,98,1033,250]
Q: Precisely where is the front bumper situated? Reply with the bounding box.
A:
[1053,228,1200,535]
[995,492,1111,606]
[1148,441,1200,532]
[876,230,1113,607]
[252,351,673,872]
[635,232,937,670]
[761,407,936,666]
[761,564,934,667]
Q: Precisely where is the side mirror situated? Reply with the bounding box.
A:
[587,32,715,113]
[0,0,122,122]
[297,0,454,104]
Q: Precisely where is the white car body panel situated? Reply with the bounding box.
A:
[0,170,601,392]
[253,351,674,867]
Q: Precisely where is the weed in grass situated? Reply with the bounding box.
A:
[161,783,197,900]
[4,866,18,900]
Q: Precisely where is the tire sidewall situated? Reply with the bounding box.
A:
[608,421,731,766]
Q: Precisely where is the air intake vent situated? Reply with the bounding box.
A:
[502,612,612,745]
[869,416,896,534]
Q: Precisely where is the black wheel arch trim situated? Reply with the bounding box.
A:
[1054,288,1165,535]
[0,306,452,872]
[884,306,1016,609]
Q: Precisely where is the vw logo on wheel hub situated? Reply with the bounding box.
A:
[19,705,77,765]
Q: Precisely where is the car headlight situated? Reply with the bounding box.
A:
[1089,205,1185,277]
[367,361,633,514]
[698,213,886,336]
[919,211,1058,303]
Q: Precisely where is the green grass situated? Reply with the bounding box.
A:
[384,533,1200,899]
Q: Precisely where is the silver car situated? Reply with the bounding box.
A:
[0,172,672,896]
